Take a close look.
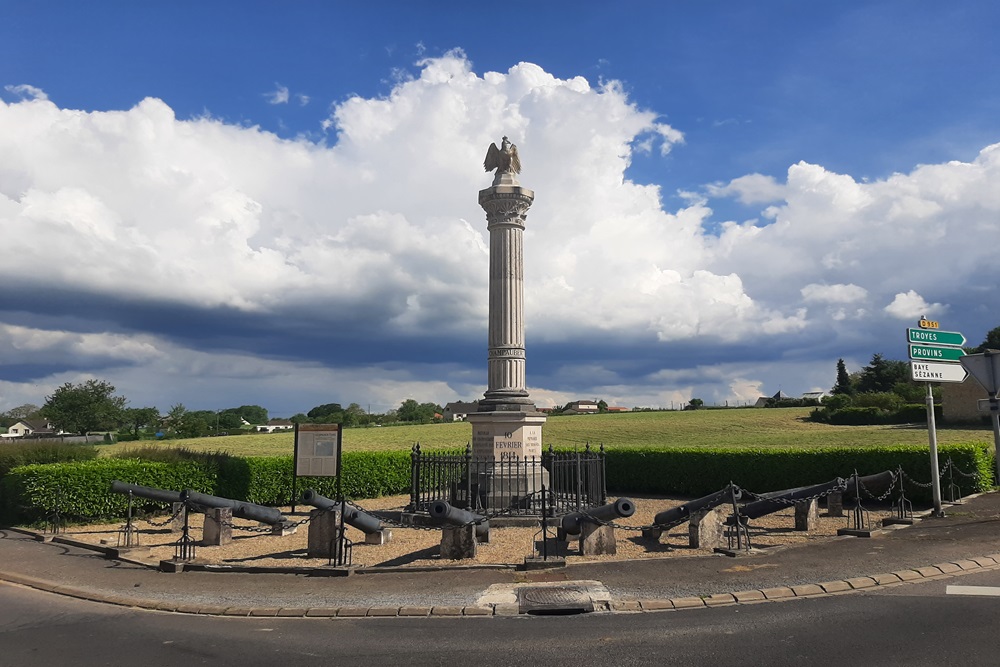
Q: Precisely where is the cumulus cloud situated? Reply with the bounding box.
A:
[1,51,998,413]
[884,291,944,319]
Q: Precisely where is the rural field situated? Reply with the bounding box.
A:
[101,408,994,458]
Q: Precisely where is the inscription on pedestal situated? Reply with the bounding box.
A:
[468,414,545,461]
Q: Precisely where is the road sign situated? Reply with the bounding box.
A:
[908,344,966,362]
[906,328,966,347]
[910,361,968,383]
[960,351,1000,395]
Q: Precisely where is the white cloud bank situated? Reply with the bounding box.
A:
[1,51,998,413]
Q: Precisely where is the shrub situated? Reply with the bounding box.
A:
[0,458,220,524]
[853,392,904,412]
[0,440,98,478]
[604,442,992,504]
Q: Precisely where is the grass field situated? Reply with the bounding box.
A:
[100,408,994,458]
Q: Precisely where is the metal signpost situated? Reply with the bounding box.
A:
[907,320,966,517]
[960,350,1000,485]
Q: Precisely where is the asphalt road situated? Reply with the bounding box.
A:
[4,569,999,667]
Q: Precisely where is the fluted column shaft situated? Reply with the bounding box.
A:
[478,185,534,407]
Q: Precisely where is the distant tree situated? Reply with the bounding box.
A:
[218,411,243,429]
[307,403,343,420]
[397,399,441,422]
[122,406,160,437]
[3,403,41,421]
[342,403,367,427]
[289,413,309,424]
[857,354,909,394]
[235,405,268,425]
[831,358,854,395]
[970,325,1000,353]
[41,379,127,435]
[687,398,705,410]
[597,399,609,413]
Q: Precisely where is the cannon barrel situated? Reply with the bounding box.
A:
[112,481,288,526]
[110,480,185,505]
[299,489,383,534]
[843,470,895,500]
[734,478,847,521]
[561,498,635,536]
[653,486,737,527]
[429,500,489,541]
[180,490,288,526]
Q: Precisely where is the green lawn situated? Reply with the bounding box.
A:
[100,408,993,458]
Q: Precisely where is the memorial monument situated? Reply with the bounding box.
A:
[467,137,547,465]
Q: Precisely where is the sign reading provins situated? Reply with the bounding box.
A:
[907,319,968,383]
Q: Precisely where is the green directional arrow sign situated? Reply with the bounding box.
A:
[909,344,966,362]
[906,328,966,347]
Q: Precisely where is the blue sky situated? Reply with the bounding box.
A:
[2,2,999,417]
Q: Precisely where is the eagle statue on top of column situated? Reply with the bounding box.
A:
[483,136,521,184]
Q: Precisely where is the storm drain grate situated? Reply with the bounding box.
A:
[518,586,595,615]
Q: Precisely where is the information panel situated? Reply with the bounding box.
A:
[294,423,341,477]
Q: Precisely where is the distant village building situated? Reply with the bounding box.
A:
[754,391,791,408]
[2,419,58,439]
[256,419,294,433]
[801,391,827,402]
[562,400,600,415]
[606,406,630,413]
[442,401,479,422]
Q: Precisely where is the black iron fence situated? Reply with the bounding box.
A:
[408,444,606,516]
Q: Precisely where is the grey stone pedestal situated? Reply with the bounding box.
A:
[307,508,342,558]
[579,522,617,556]
[795,498,819,531]
[440,524,478,560]
[689,508,724,549]
[826,491,844,517]
[201,507,232,546]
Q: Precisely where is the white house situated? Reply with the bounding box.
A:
[442,401,479,422]
[255,419,295,433]
[2,419,59,439]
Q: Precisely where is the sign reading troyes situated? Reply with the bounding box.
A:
[294,423,342,477]
[908,319,968,383]
[906,328,966,347]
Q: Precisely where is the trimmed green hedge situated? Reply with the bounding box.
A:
[0,451,413,525]
[0,458,220,524]
[2,443,993,525]
[604,442,993,502]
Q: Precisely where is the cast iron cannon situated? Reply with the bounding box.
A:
[726,470,895,523]
[429,500,490,541]
[560,498,635,537]
[652,484,738,528]
[299,489,384,535]
[110,480,289,527]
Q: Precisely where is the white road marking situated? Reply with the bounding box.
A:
[946,585,1000,597]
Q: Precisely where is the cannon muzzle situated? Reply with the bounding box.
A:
[429,500,489,541]
[110,481,184,505]
[560,498,635,536]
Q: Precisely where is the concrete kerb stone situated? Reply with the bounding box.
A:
[817,580,852,593]
[933,562,963,574]
[790,584,824,597]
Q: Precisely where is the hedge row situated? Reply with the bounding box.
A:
[604,443,994,503]
[0,451,413,524]
[1,444,993,525]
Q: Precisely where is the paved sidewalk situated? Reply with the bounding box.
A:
[3,491,1000,617]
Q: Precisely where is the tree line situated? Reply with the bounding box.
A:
[0,382,444,440]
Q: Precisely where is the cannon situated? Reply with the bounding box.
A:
[560,498,635,537]
[110,480,289,527]
[429,500,490,541]
[727,470,896,524]
[299,489,384,535]
[652,485,738,528]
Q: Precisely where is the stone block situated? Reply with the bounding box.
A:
[794,498,819,531]
[201,507,232,546]
[170,502,187,533]
[826,491,843,517]
[364,528,392,545]
[440,524,477,560]
[307,508,342,558]
[579,522,616,556]
[689,508,724,549]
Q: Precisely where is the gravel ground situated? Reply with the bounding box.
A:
[51,493,893,569]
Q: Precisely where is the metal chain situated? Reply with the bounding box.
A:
[857,470,898,502]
